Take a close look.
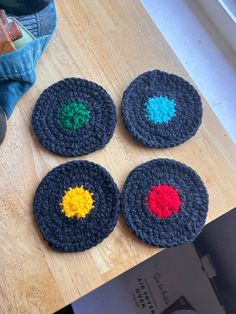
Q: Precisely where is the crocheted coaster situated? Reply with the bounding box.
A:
[122,70,202,148]
[122,159,208,247]
[33,160,120,252]
[32,78,116,157]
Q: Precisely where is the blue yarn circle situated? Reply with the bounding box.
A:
[145,96,176,124]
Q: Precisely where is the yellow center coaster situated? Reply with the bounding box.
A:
[34,160,120,252]
[61,186,94,219]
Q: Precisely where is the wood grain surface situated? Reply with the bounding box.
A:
[0,1,236,313]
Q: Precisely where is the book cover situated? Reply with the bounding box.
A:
[56,208,236,314]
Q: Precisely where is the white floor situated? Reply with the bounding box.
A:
[141,0,236,143]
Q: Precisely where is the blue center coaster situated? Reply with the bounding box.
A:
[122,70,203,148]
[145,96,176,124]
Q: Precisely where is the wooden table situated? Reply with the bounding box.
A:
[0,1,236,313]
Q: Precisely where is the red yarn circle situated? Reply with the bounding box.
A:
[146,183,182,219]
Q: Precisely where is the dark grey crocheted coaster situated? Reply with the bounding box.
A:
[122,159,208,247]
[122,70,202,148]
[32,78,116,157]
[33,160,120,252]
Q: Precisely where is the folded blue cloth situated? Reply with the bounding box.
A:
[0,0,56,118]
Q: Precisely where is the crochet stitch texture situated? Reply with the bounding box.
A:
[32,78,116,157]
[58,102,91,130]
[146,183,182,219]
[122,70,203,148]
[60,186,95,219]
[145,96,176,124]
[122,158,208,247]
[33,160,120,252]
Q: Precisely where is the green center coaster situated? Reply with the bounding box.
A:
[58,102,91,130]
[32,77,116,157]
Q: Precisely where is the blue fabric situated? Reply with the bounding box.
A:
[0,0,56,118]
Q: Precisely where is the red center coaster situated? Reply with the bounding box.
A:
[146,183,182,219]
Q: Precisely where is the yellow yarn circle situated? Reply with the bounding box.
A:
[61,186,94,219]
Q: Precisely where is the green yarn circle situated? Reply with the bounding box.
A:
[58,102,91,130]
